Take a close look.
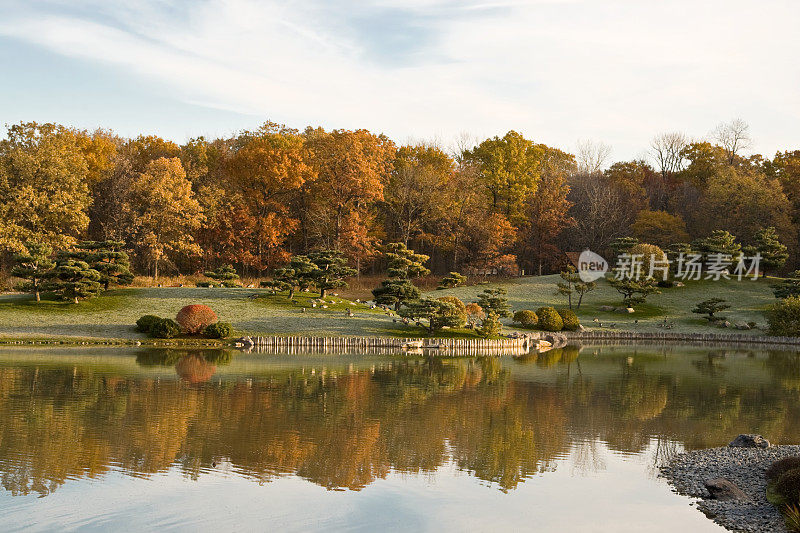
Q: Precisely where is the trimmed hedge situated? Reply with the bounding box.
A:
[557,308,580,331]
[204,322,233,339]
[176,304,218,335]
[513,310,538,327]
[767,296,800,336]
[767,457,800,484]
[135,314,162,333]
[536,307,563,332]
[150,318,181,339]
[775,468,800,506]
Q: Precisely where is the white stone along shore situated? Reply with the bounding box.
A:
[660,439,800,532]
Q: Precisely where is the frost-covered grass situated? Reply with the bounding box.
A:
[0,275,779,341]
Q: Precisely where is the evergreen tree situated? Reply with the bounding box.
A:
[384,242,431,279]
[398,298,463,333]
[204,264,240,287]
[42,258,102,304]
[692,298,730,322]
[437,272,467,290]
[478,312,502,338]
[307,250,356,298]
[67,241,133,290]
[771,271,800,299]
[693,230,741,260]
[476,287,512,318]
[265,255,319,298]
[746,226,788,275]
[373,279,421,311]
[11,241,55,302]
[608,236,639,257]
[608,277,660,307]
[556,265,596,309]
[372,243,430,310]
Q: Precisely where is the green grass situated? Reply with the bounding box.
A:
[0,275,781,341]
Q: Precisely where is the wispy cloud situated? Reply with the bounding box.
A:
[0,0,798,159]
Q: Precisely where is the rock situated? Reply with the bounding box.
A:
[716,320,731,328]
[729,434,770,448]
[625,307,635,313]
[734,323,751,330]
[599,305,615,312]
[578,324,587,331]
[704,478,749,501]
[675,281,685,287]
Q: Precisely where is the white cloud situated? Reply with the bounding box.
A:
[0,0,798,161]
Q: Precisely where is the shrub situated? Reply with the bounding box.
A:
[150,318,181,339]
[536,307,564,332]
[204,322,233,339]
[767,296,800,336]
[513,310,538,327]
[775,468,800,506]
[438,272,467,289]
[437,296,466,313]
[557,308,580,331]
[196,281,219,288]
[135,314,162,333]
[176,304,218,335]
[767,457,800,484]
[478,312,502,338]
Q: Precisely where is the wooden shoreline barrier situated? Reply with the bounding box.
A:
[241,336,529,356]
[563,330,800,348]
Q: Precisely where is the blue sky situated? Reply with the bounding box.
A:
[0,0,798,161]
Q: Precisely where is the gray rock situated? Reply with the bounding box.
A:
[705,478,749,501]
[599,305,615,312]
[735,323,751,330]
[729,434,770,448]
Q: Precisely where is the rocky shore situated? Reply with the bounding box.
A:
[660,436,800,532]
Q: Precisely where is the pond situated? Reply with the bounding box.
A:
[1,344,799,532]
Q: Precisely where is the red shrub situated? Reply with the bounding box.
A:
[175,304,218,335]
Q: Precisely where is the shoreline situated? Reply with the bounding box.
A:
[0,330,799,350]
[660,445,800,532]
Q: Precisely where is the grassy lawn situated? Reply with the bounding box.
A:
[0,275,779,341]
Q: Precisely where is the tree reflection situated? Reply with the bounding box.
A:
[0,347,800,496]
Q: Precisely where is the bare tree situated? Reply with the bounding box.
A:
[712,118,752,164]
[650,132,688,178]
[450,131,479,166]
[575,139,612,174]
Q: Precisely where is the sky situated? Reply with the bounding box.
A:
[0,0,798,162]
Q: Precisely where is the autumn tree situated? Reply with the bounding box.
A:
[383,144,453,245]
[305,128,395,257]
[630,210,690,248]
[463,130,541,223]
[0,122,92,252]
[128,157,203,279]
[522,145,575,275]
[11,241,55,301]
[227,123,312,271]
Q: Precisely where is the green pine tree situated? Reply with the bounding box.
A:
[204,264,240,287]
[42,258,102,304]
[307,250,356,298]
[476,287,512,318]
[67,241,133,290]
[11,241,55,302]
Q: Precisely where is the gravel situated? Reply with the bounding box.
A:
[660,445,800,532]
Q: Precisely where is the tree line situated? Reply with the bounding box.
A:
[1,119,798,281]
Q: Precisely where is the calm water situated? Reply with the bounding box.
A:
[1,345,799,532]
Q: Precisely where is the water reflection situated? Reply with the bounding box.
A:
[0,346,799,500]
